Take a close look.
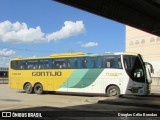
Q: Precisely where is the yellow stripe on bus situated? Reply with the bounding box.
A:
[10,69,74,91]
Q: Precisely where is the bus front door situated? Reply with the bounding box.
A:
[132,68,146,95]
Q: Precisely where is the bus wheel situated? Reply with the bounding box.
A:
[24,83,33,94]
[106,86,120,97]
[34,83,43,95]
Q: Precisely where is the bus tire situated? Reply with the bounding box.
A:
[34,83,43,95]
[24,83,33,94]
[106,85,120,97]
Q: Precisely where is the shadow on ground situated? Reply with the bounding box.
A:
[1,94,160,120]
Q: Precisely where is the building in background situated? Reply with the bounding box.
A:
[0,67,8,84]
[126,25,160,85]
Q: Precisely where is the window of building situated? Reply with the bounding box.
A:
[135,40,139,45]
[141,39,145,44]
[0,71,8,77]
[150,37,155,43]
[157,37,160,42]
[130,41,134,46]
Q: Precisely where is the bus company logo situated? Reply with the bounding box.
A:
[106,73,122,77]
[32,71,62,76]
[2,112,42,118]
[2,112,11,117]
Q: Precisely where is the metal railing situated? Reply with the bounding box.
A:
[151,77,160,86]
[0,78,8,84]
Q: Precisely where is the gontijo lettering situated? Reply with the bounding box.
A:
[32,71,62,76]
[106,73,122,76]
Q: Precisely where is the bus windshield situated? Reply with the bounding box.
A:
[123,55,145,83]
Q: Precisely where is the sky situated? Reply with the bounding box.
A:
[0,0,125,67]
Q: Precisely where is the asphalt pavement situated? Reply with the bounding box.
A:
[0,84,160,120]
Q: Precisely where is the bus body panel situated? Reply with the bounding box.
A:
[10,68,147,95]
[9,52,152,96]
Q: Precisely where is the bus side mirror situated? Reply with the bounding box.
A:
[150,66,154,74]
[145,62,154,74]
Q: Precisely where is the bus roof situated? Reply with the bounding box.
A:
[50,52,85,57]
[11,52,140,60]
[120,52,139,55]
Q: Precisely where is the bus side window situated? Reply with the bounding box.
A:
[53,59,67,69]
[20,65,25,69]
[111,56,122,69]
[55,63,60,69]
[86,57,95,68]
[118,58,122,68]
[40,59,50,69]
[52,60,56,68]
[77,58,83,69]
[61,62,67,68]
[83,58,87,68]
[103,57,111,68]
[38,65,42,69]
[68,58,77,69]
[124,59,128,69]
[18,61,26,70]
[52,59,58,68]
[26,60,38,70]
[28,65,33,69]
[95,57,103,68]
[11,61,17,69]
[106,61,111,68]
[103,55,122,69]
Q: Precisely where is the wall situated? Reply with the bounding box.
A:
[126,26,160,85]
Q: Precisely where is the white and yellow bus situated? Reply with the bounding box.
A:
[9,52,153,97]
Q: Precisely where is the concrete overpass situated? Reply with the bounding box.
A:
[54,0,160,37]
